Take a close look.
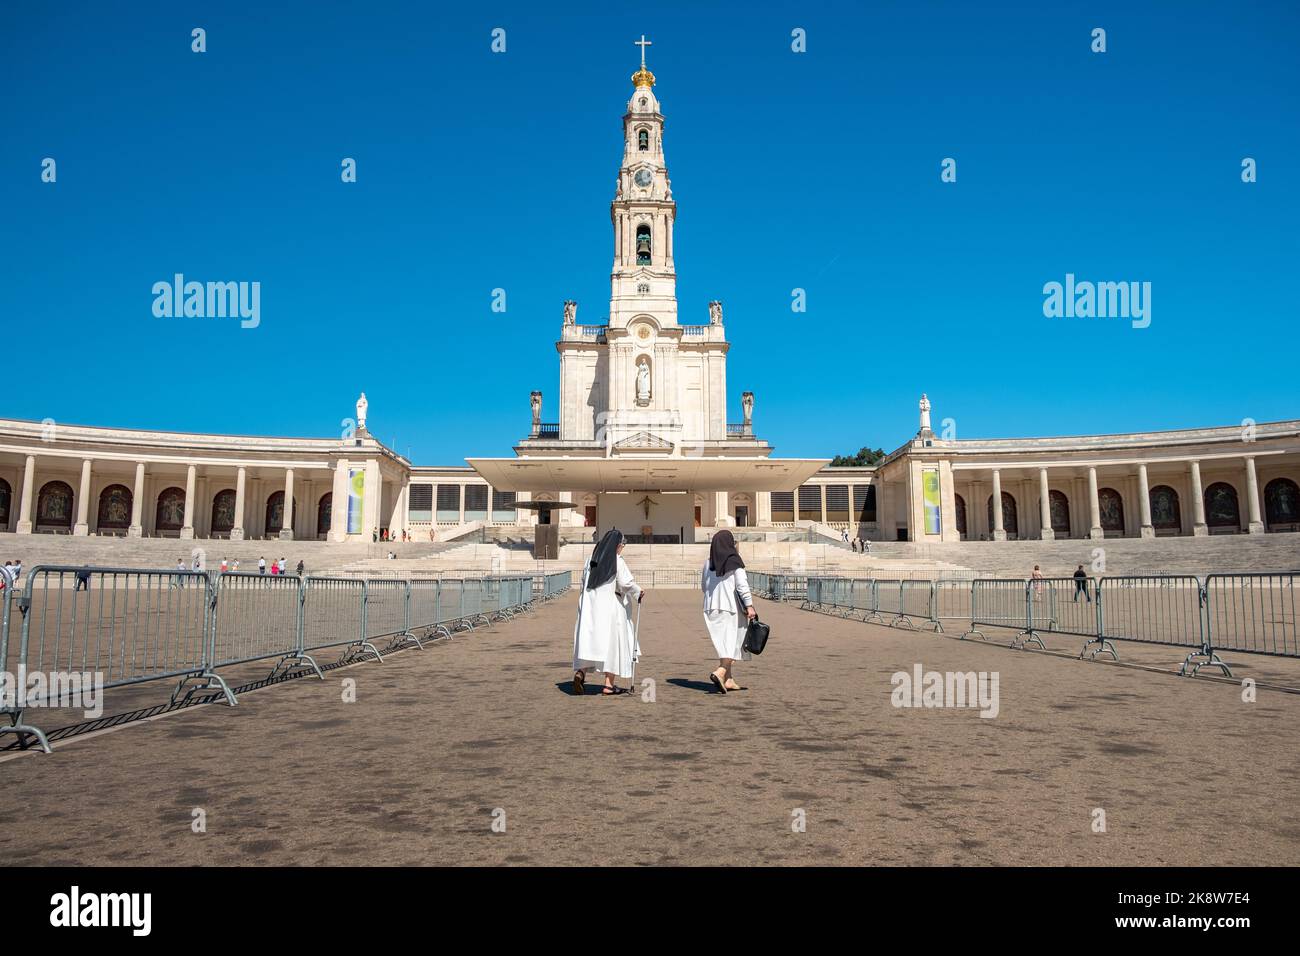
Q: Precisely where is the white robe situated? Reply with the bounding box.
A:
[572,555,642,678]
[701,562,753,661]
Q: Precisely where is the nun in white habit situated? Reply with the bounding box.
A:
[572,529,643,696]
[701,529,756,694]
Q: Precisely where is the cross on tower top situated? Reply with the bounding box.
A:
[635,34,652,69]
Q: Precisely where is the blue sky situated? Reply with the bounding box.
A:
[2,1,1296,464]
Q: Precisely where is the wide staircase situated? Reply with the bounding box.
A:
[9,528,1293,582]
[0,532,372,575]
[862,535,1300,577]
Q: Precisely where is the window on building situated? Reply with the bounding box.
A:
[464,484,488,520]
[638,128,648,150]
[798,485,821,521]
[408,483,433,522]
[771,491,794,523]
[436,484,461,522]
[491,489,517,520]
[825,484,849,522]
[636,224,652,265]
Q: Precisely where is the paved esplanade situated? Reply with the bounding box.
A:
[2,591,1297,866]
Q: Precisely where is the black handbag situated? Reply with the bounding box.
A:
[743,615,771,655]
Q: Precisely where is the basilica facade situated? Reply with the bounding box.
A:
[1,56,1298,546]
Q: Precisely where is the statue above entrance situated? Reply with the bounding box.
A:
[635,357,652,406]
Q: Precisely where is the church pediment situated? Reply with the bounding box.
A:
[614,431,674,450]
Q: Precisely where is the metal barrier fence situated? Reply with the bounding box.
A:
[1204,573,1299,659]
[1096,575,1205,667]
[963,579,1037,646]
[0,566,546,753]
[208,572,319,679]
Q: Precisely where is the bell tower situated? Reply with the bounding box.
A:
[609,36,677,329]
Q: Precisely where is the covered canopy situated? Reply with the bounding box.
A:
[466,456,828,493]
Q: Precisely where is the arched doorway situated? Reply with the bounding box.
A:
[954,493,967,538]
[1204,482,1240,532]
[1098,488,1124,534]
[317,493,332,538]
[1264,478,1299,531]
[155,487,186,533]
[0,477,11,529]
[1149,485,1181,532]
[36,480,74,531]
[211,489,237,534]
[986,492,1018,537]
[265,491,297,535]
[1048,490,1070,536]
[97,484,133,532]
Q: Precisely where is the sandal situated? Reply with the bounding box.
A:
[572,670,585,695]
[724,681,745,692]
[709,671,728,694]
[601,685,627,696]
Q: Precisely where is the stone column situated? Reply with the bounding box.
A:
[74,458,93,536]
[757,491,773,526]
[231,466,246,541]
[819,485,827,524]
[180,464,197,539]
[1189,460,1207,536]
[1087,466,1102,539]
[713,490,732,528]
[1038,468,1054,540]
[991,469,1005,541]
[1137,463,1154,538]
[280,468,295,540]
[458,484,466,525]
[16,454,35,533]
[128,462,146,537]
[329,459,347,541]
[1245,457,1264,534]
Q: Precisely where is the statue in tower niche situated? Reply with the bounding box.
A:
[635,358,652,406]
[709,300,723,325]
[356,392,368,432]
[563,300,577,325]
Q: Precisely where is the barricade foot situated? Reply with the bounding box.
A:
[891,615,917,630]
[959,627,987,641]
[1079,637,1119,661]
[864,612,884,625]
[343,641,384,664]
[384,630,424,653]
[1180,650,1233,679]
[1,714,52,754]
[270,652,325,681]
[172,671,238,707]
[1010,630,1046,651]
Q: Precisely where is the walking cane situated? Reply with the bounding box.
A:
[628,593,643,695]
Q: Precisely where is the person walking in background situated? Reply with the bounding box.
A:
[0,561,15,593]
[701,529,756,694]
[172,558,186,588]
[270,559,279,576]
[572,529,643,696]
[220,557,229,574]
[232,558,240,573]
[1073,564,1091,603]
[1030,564,1044,600]
[296,559,305,577]
[74,567,91,592]
[10,559,21,584]
[258,556,266,575]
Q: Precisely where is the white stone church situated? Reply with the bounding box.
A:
[1,52,1298,548]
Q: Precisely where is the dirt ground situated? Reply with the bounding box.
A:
[3,589,1298,866]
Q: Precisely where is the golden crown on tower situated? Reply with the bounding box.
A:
[632,66,655,88]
